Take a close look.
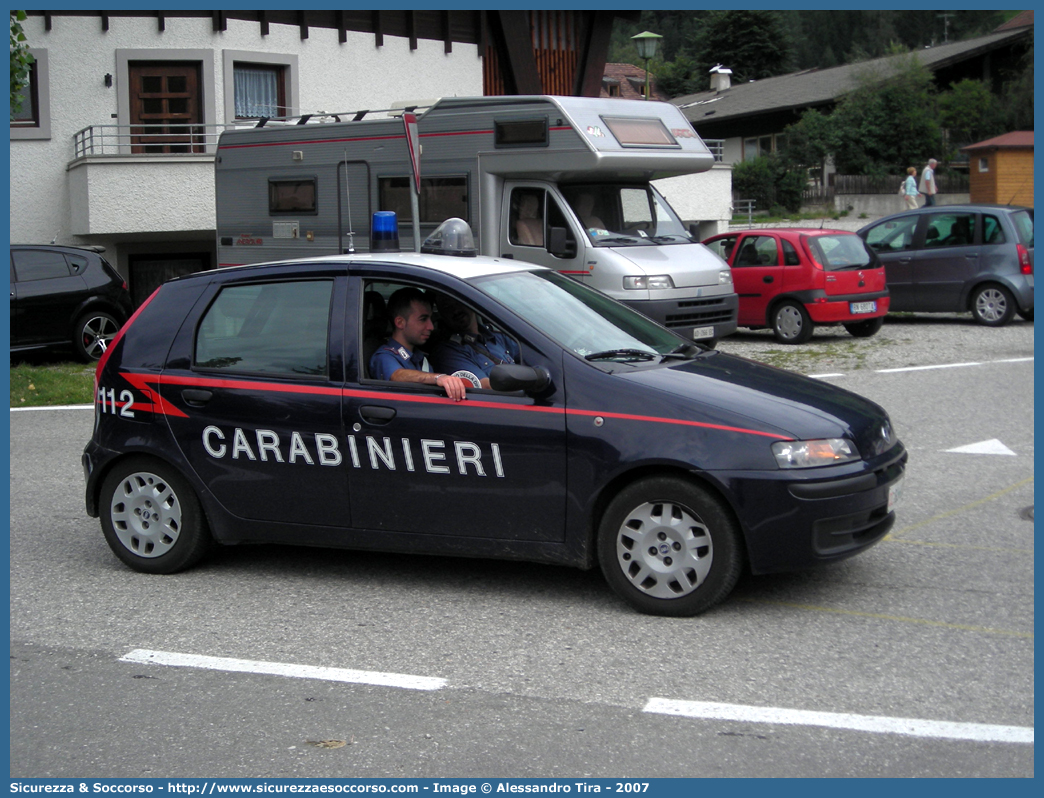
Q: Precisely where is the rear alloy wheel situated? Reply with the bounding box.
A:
[771,301,814,344]
[99,457,212,574]
[971,284,1016,327]
[74,311,120,361]
[843,316,884,338]
[597,477,742,617]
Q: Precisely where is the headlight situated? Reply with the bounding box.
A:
[772,438,860,469]
[623,274,675,290]
[719,269,733,285]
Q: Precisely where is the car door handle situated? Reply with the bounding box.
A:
[360,405,396,424]
[500,253,514,259]
[763,275,774,284]
[181,389,213,406]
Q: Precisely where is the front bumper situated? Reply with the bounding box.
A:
[715,445,907,574]
[622,292,739,340]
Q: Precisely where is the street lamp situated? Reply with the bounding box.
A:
[631,31,663,100]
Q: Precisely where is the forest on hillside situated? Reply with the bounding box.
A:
[610,10,1027,95]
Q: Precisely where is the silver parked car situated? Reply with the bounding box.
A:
[858,205,1033,325]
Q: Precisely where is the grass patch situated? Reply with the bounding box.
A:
[10,361,96,407]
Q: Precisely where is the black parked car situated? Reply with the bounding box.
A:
[10,244,133,361]
[857,205,1033,326]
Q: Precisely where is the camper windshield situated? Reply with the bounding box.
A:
[561,184,692,247]
[474,269,689,364]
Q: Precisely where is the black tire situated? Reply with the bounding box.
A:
[73,310,121,362]
[99,457,212,574]
[970,284,1016,327]
[1017,308,1033,322]
[597,477,743,617]
[770,301,814,344]
[843,316,884,338]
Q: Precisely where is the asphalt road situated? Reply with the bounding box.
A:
[9,315,1034,778]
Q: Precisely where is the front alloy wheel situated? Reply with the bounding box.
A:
[598,477,742,616]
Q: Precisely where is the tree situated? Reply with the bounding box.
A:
[10,10,33,119]
[826,55,942,175]
[692,10,792,82]
[938,79,1005,149]
[778,109,836,183]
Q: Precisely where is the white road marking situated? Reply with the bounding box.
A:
[10,404,94,412]
[643,698,1034,744]
[120,649,447,691]
[946,439,1017,456]
[876,356,1032,374]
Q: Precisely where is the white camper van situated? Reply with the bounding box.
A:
[215,95,737,342]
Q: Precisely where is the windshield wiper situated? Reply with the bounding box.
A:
[595,236,645,245]
[585,348,657,362]
[650,234,692,244]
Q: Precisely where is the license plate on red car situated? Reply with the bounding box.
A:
[850,301,876,314]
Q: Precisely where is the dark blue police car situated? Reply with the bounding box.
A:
[83,220,906,616]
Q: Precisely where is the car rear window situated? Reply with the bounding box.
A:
[1011,210,1034,247]
[195,280,333,378]
[807,235,872,270]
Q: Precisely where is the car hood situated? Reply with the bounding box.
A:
[607,242,726,288]
[616,352,894,457]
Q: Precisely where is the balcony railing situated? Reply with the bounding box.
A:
[73,123,247,159]
[704,139,724,162]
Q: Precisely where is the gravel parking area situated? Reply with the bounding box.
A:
[716,312,1035,374]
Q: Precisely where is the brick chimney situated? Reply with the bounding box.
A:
[709,64,732,92]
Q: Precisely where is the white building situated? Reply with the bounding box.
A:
[10,11,483,305]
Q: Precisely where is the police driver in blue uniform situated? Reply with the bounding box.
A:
[431,293,520,389]
[368,287,469,401]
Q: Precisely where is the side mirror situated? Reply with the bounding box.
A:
[489,364,552,395]
[548,227,576,258]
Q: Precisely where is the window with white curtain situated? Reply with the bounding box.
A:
[234,64,283,119]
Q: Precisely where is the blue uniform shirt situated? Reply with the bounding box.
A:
[369,340,431,381]
[432,326,519,386]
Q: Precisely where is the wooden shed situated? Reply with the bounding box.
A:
[961,132,1034,207]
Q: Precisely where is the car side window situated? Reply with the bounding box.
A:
[781,239,801,265]
[734,235,778,267]
[864,217,917,252]
[195,280,333,378]
[11,250,73,282]
[924,213,975,248]
[983,215,1007,245]
[705,236,738,262]
[509,189,545,247]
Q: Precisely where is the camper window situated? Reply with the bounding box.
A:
[601,116,678,148]
[378,175,469,224]
[494,118,548,148]
[269,179,317,214]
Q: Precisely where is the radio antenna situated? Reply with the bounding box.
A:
[343,151,355,253]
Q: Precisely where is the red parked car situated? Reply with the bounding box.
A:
[703,228,889,344]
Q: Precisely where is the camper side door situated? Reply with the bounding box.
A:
[501,183,587,282]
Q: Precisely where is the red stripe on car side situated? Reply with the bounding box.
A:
[117,373,788,439]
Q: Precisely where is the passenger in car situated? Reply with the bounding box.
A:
[431,293,520,389]
[514,193,544,246]
[368,286,468,401]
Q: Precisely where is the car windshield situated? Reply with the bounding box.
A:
[560,184,692,246]
[1011,210,1034,247]
[474,269,685,362]
[808,234,873,271]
